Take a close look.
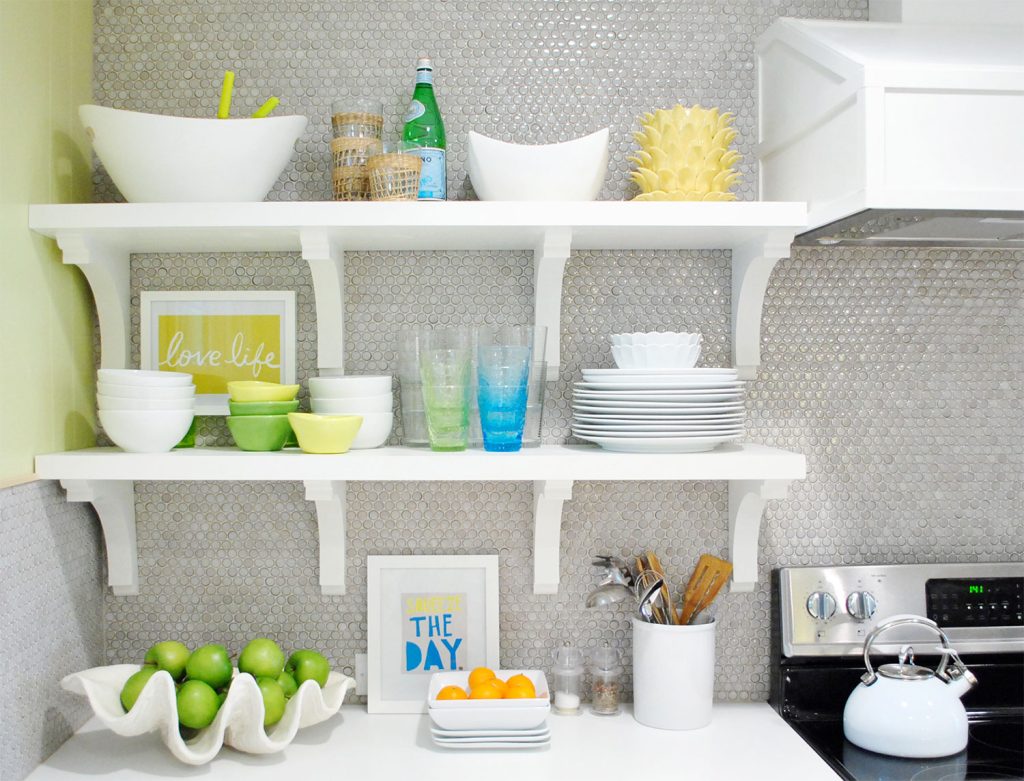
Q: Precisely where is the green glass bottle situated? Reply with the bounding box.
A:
[402,55,447,200]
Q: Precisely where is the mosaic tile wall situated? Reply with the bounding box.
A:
[0,481,104,781]
[89,0,1024,707]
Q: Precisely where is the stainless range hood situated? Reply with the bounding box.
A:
[757,17,1024,247]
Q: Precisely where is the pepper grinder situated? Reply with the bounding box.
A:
[590,641,622,715]
[551,642,585,715]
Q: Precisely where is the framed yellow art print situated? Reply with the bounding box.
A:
[140,291,297,414]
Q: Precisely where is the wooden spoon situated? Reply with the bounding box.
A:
[679,554,733,625]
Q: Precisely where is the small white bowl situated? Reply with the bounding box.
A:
[80,105,308,203]
[97,369,193,386]
[97,395,195,411]
[349,412,393,449]
[612,342,702,370]
[467,128,609,201]
[610,331,702,347]
[97,382,195,400]
[99,409,195,453]
[427,703,550,731]
[311,394,392,414]
[428,670,550,710]
[308,375,392,398]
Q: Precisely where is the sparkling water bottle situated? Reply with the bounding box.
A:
[402,55,447,200]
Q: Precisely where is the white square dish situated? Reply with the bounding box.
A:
[427,669,549,709]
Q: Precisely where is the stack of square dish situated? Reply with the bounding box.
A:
[427,670,551,750]
[96,369,195,453]
[572,367,745,453]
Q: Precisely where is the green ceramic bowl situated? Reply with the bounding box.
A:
[228,399,300,417]
[226,414,293,452]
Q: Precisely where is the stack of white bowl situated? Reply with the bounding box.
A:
[308,375,393,449]
[96,369,195,452]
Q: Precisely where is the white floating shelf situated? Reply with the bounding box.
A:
[36,443,806,597]
[29,200,806,380]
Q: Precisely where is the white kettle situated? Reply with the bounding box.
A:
[843,615,977,758]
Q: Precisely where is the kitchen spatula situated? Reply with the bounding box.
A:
[679,554,733,625]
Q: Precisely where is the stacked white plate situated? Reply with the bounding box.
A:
[571,368,745,453]
[427,670,551,750]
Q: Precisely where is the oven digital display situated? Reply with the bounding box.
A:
[926,577,1024,628]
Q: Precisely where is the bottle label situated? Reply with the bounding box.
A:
[413,147,446,200]
[404,100,426,123]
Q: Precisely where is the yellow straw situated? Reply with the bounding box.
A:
[217,71,234,119]
[251,97,280,118]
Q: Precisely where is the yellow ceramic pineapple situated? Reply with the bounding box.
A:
[629,104,741,201]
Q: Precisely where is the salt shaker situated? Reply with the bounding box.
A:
[590,642,622,715]
[551,642,585,715]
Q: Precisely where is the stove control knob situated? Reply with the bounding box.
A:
[806,591,837,621]
[846,591,878,621]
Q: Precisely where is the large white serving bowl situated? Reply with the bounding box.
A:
[80,105,308,202]
[308,375,392,398]
[349,412,393,449]
[99,409,194,453]
[97,394,195,411]
[467,128,609,201]
[97,369,193,386]
[97,382,195,400]
[311,394,392,414]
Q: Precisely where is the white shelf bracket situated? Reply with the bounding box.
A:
[533,228,573,382]
[60,479,138,596]
[300,230,345,377]
[728,478,793,592]
[304,480,347,595]
[56,233,130,370]
[532,479,574,594]
[731,233,796,380]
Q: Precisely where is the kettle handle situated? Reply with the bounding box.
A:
[861,615,954,685]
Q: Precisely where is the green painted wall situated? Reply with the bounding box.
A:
[0,0,95,483]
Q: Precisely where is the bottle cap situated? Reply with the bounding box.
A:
[590,641,621,672]
[416,55,433,70]
[552,642,585,673]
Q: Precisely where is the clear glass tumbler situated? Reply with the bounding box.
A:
[476,326,533,452]
[419,327,473,452]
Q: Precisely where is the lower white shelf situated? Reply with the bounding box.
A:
[35,443,806,597]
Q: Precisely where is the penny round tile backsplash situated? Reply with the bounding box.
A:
[87,0,1023,704]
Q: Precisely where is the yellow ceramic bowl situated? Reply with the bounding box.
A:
[287,412,363,454]
[227,381,301,403]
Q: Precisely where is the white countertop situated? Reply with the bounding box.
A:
[27,703,841,780]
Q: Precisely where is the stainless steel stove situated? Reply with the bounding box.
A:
[771,563,1024,781]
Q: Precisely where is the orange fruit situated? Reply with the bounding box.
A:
[505,674,533,689]
[487,678,509,697]
[436,685,468,701]
[505,682,537,699]
[467,667,496,689]
[469,682,503,700]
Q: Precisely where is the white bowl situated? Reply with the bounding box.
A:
[308,375,392,398]
[427,703,550,731]
[349,412,393,449]
[80,105,308,202]
[97,394,195,411]
[610,331,703,347]
[428,670,550,709]
[467,128,609,201]
[97,369,194,386]
[62,664,354,766]
[612,342,702,369]
[311,394,392,414]
[99,409,195,452]
[97,382,195,400]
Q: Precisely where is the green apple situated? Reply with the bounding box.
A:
[143,640,191,681]
[238,638,285,679]
[257,677,287,727]
[276,671,298,698]
[120,666,159,712]
[176,679,220,729]
[185,644,233,689]
[285,650,330,688]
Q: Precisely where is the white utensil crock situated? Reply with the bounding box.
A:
[632,617,715,730]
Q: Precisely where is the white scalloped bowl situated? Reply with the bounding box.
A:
[80,105,308,202]
[63,664,354,765]
[467,128,609,201]
[610,332,703,369]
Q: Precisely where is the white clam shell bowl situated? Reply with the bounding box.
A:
[62,664,354,765]
[610,331,703,369]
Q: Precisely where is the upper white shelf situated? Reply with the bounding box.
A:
[37,443,806,598]
[29,200,806,380]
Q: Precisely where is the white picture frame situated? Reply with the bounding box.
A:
[140,291,296,415]
[366,555,500,714]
